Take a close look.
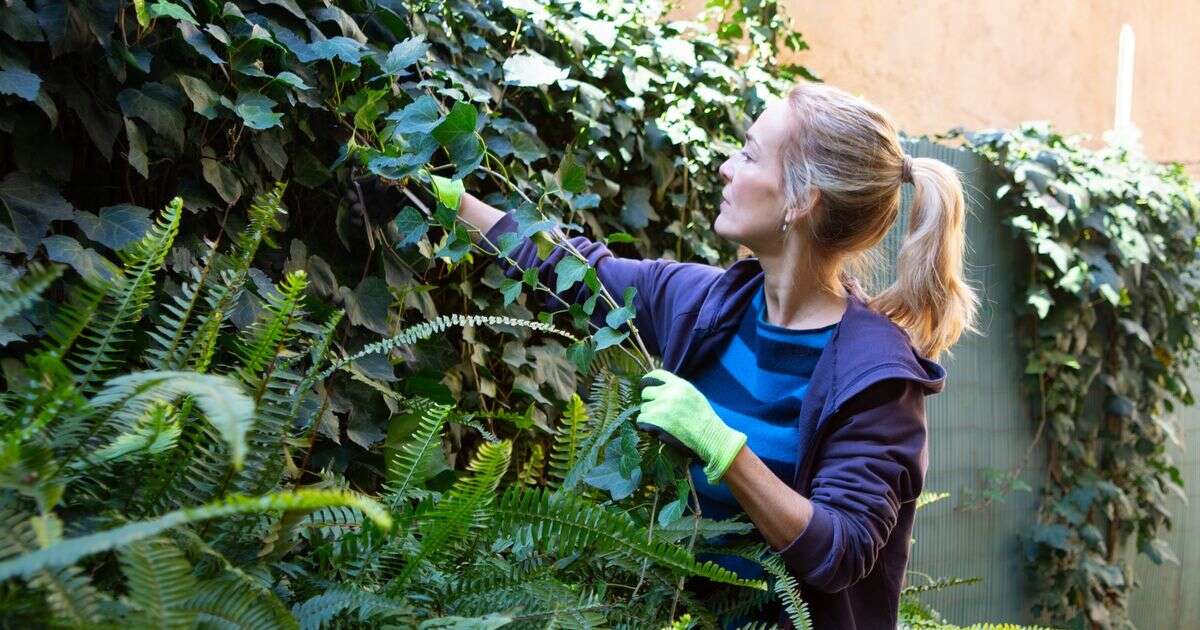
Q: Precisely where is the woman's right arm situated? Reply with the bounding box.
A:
[457,191,507,243]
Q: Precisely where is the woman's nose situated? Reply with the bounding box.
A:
[719,157,732,183]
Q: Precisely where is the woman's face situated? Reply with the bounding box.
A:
[714,98,798,254]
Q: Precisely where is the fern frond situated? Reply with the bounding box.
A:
[65,197,182,391]
[0,506,105,626]
[0,262,63,322]
[916,491,951,510]
[383,400,452,507]
[493,486,768,591]
[292,584,412,630]
[145,248,219,371]
[118,537,198,628]
[318,314,580,382]
[518,441,546,487]
[183,574,299,630]
[758,552,812,630]
[546,393,590,489]
[234,270,308,387]
[391,440,513,588]
[84,371,255,470]
[0,489,392,581]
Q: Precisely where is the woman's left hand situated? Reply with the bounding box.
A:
[637,368,747,485]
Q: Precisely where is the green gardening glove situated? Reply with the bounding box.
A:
[637,368,748,485]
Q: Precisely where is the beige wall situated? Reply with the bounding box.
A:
[667,0,1200,178]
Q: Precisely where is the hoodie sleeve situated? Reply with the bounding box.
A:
[768,377,928,593]
[481,211,719,359]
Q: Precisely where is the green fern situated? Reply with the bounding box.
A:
[0,262,63,323]
[59,197,182,392]
[545,393,590,489]
[390,439,513,589]
[493,485,768,591]
[118,537,198,628]
[318,313,581,382]
[0,489,391,581]
[383,400,453,507]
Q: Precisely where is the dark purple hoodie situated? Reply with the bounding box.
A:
[484,212,946,629]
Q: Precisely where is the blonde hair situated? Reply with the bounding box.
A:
[779,83,979,361]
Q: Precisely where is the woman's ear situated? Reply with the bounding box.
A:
[785,187,821,225]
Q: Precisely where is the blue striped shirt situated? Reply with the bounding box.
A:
[687,283,837,581]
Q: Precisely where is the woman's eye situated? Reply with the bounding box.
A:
[739,149,753,161]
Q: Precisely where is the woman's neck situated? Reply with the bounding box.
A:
[755,244,848,330]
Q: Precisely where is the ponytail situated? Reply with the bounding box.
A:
[868,157,980,360]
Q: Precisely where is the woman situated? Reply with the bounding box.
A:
[455,82,979,629]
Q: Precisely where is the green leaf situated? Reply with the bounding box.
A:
[605,287,637,329]
[74,204,152,250]
[435,224,472,263]
[178,21,221,65]
[201,147,243,205]
[430,174,464,211]
[567,339,595,373]
[388,95,441,135]
[0,171,74,256]
[621,185,655,229]
[503,51,569,87]
[234,93,283,130]
[290,36,364,64]
[382,35,429,75]
[133,0,150,26]
[125,118,149,178]
[605,231,635,244]
[432,101,483,177]
[499,277,522,306]
[341,277,392,335]
[175,74,223,119]
[554,256,588,293]
[275,71,311,90]
[0,68,41,101]
[42,235,119,282]
[149,1,198,24]
[117,83,185,150]
[585,436,641,500]
[393,206,428,247]
[556,153,587,193]
[593,327,628,351]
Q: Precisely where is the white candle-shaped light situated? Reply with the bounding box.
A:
[1114,24,1135,136]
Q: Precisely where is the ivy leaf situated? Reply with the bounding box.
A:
[435,223,472,263]
[201,147,243,205]
[554,256,588,293]
[290,36,364,65]
[499,277,522,306]
[124,118,149,178]
[556,153,587,194]
[175,74,223,119]
[178,21,222,65]
[388,95,441,135]
[432,101,483,178]
[275,71,311,90]
[584,435,641,500]
[429,174,464,211]
[620,185,655,230]
[1032,523,1072,551]
[0,172,74,256]
[117,83,185,150]
[567,339,595,373]
[0,69,41,101]
[0,0,44,41]
[148,1,198,25]
[503,51,569,87]
[342,277,392,335]
[593,326,628,351]
[74,204,152,250]
[258,0,306,19]
[657,495,687,528]
[42,235,118,282]
[382,35,429,76]
[133,0,149,27]
[393,206,428,247]
[605,287,637,329]
[605,232,635,245]
[234,93,283,130]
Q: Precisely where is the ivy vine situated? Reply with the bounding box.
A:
[950,123,1200,629]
